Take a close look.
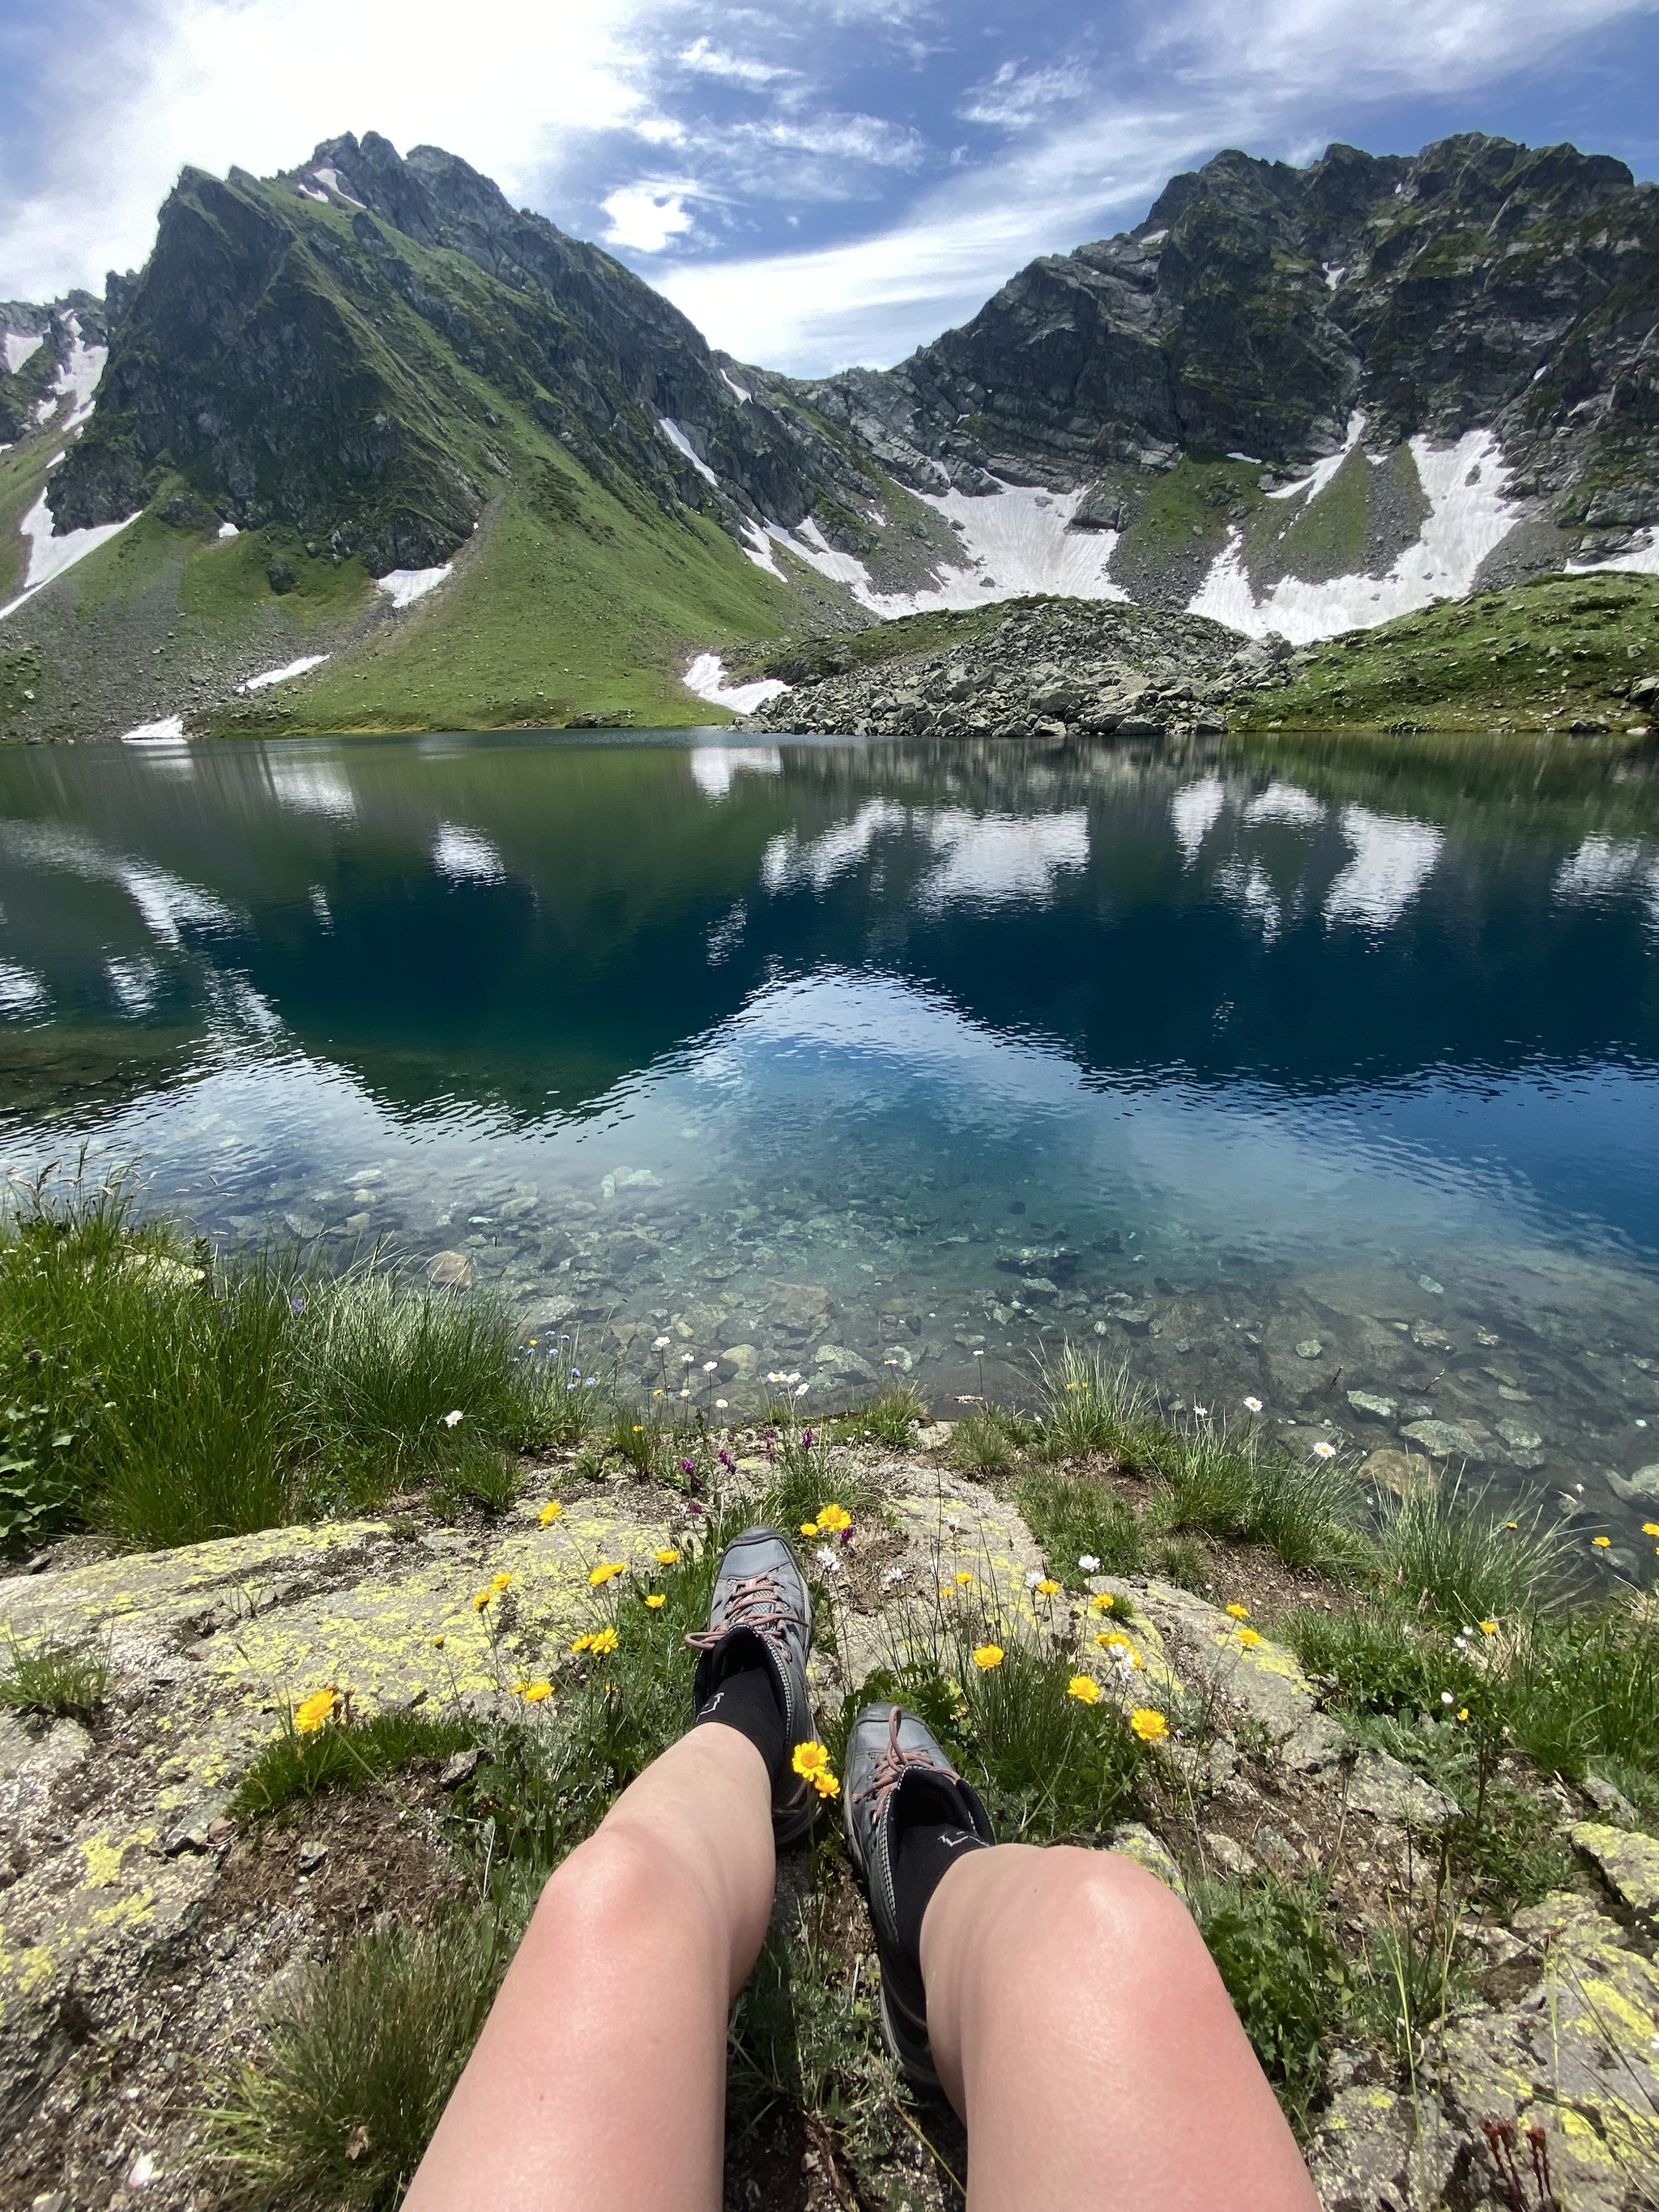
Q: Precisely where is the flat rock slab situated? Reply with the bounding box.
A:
[1569,1820,1659,1916]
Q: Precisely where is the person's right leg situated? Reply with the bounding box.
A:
[920,1841,1320,2212]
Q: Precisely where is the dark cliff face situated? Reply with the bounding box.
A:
[801,134,1659,556]
[48,132,879,571]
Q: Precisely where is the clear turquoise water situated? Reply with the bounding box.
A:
[6,726,1659,1564]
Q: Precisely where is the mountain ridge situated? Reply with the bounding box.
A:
[1,127,1657,740]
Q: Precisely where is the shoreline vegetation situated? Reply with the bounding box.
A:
[3,1174,1658,2204]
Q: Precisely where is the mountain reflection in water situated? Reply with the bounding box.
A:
[6,726,1659,1565]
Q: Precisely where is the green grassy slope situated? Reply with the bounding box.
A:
[1235,571,1659,736]
[217,483,799,736]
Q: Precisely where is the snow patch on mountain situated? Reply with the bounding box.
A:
[2,330,44,375]
[756,481,1129,620]
[52,315,107,431]
[684,653,789,715]
[1264,411,1367,505]
[377,565,451,608]
[1570,529,1659,578]
[659,418,719,488]
[0,488,139,622]
[240,654,331,693]
[1188,428,1522,643]
[119,717,186,745]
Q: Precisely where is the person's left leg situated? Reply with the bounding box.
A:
[406,1525,821,2212]
[403,1719,774,2212]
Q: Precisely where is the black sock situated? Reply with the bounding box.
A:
[692,1639,787,1787]
[893,1808,991,1976]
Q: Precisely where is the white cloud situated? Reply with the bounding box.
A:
[958,60,1090,132]
[0,0,660,299]
[603,181,701,253]
[678,36,795,86]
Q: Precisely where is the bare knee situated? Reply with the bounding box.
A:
[979,1843,1213,1991]
[531,1821,698,1958]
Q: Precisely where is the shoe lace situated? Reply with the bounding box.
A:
[684,1569,795,1655]
[857,1705,963,1821]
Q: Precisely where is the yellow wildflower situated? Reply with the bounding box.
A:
[1035,1578,1060,1597]
[815,1503,852,1532]
[954,1570,975,1587]
[1479,1619,1499,1635]
[294,1689,338,1734]
[1456,1707,1469,1723]
[1067,1674,1102,1704]
[522,1681,552,1703]
[973,1644,1005,1669]
[1090,1592,1115,1613]
[655,1547,680,1566]
[570,1632,595,1653]
[489,1571,513,1592]
[1593,1535,1611,1548]
[589,1626,619,1656]
[791,1741,834,1785]
[1236,1627,1263,1648]
[1643,1522,1659,1537]
[539,1501,565,1526]
[800,1520,821,1538]
[1226,1603,1250,1620]
[431,1635,446,1648]
[1129,1708,1169,1742]
[472,1590,493,1612]
[646,1594,667,1610]
[810,1768,841,1800]
[589,1561,627,1586]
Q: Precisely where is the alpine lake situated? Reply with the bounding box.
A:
[7,721,1659,1576]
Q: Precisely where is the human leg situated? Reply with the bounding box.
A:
[920,1842,1320,2212]
[403,1720,774,2212]
[406,1526,821,2212]
[842,1703,1316,2212]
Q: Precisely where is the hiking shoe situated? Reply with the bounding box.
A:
[687,1525,817,1844]
[842,1703,996,2092]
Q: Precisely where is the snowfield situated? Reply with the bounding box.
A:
[376,565,452,607]
[1188,428,1524,641]
[0,487,139,623]
[742,481,1128,618]
[240,654,331,693]
[684,653,789,714]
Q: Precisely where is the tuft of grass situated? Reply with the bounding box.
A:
[0,1630,108,1719]
[1154,1423,1355,1571]
[0,1174,566,1552]
[828,1384,925,1450]
[1016,1468,1147,1586]
[228,1709,479,1822]
[211,1907,505,2209]
[1032,1343,1157,1461]
[1191,1875,1348,2128]
[1371,1477,1565,1626]
[1499,1600,1659,1804]
[949,1408,1028,1477]
[1281,1604,1464,1722]
[753,1434,881,1543]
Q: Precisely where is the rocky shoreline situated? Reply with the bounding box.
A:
[735,600,1286,744]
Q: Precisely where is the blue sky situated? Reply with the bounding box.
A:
[2,0,1657,373]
